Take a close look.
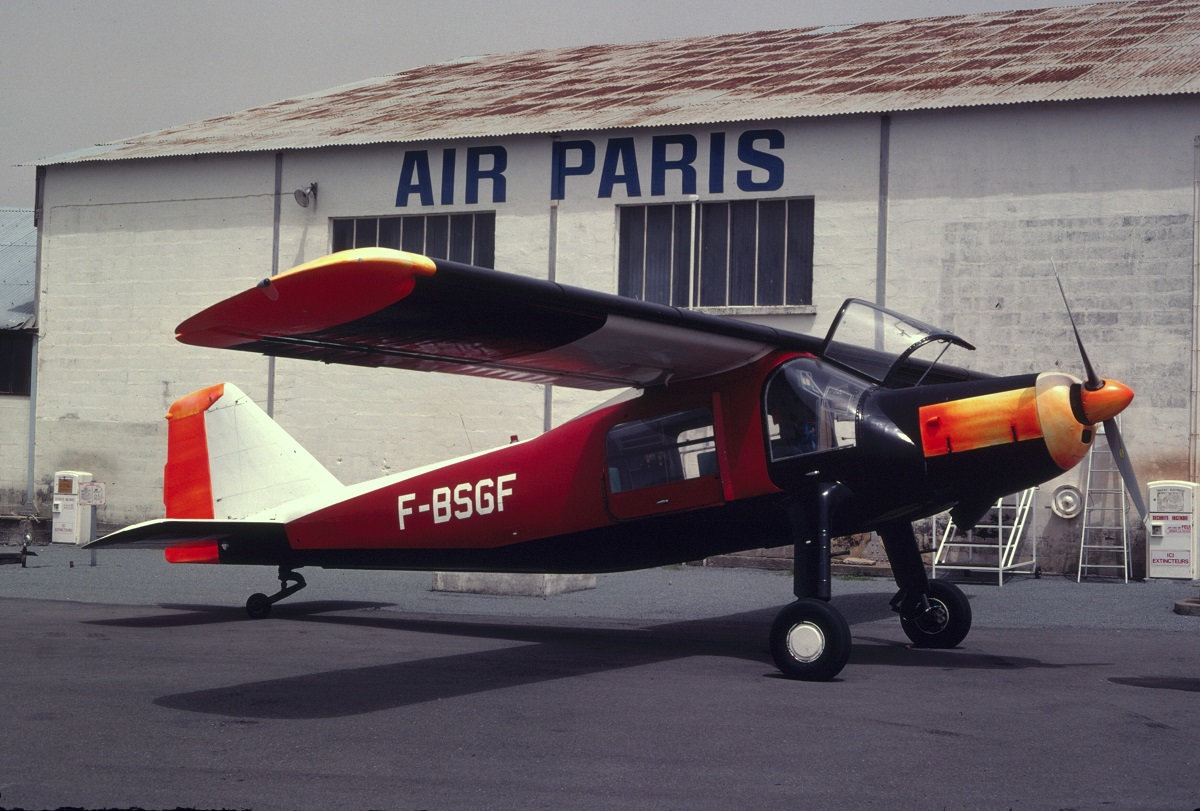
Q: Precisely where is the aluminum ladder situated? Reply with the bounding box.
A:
[1076,420,1129,582]
[933,488,1037,586]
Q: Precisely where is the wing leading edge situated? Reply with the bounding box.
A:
[175,248,823,390]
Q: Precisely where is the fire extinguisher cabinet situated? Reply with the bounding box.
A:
[51,470,93,545]
[1145,480,1198,579]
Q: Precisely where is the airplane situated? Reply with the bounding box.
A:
[85,247,1144,681]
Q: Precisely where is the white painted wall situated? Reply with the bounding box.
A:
[20,95,1199,551]
[886,98,1197,487]
[33,155,276,521]
[0,396,29,510]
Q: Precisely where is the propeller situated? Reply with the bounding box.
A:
[1055,276,1102,391]
[1055,275,1147,521]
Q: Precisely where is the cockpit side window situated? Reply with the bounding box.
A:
[764,358,869,461]
[606,408,716,494]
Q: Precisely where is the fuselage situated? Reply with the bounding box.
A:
[215,348,1119,574]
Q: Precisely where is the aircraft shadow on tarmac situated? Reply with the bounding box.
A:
[89,600,397,627]
[1109,676,1200,693]
[83,592,1078,720]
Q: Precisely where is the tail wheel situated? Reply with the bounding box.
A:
[769,598,851,681]
[246,592,272,619]
[243,567,306,619]
[900,578,971,648]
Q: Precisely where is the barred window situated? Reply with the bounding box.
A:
[332,212,496,268]
[618,198,813,308]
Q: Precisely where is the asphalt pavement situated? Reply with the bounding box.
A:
[0,544,1197,810]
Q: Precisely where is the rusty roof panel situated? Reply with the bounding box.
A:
[35,0,1200,166]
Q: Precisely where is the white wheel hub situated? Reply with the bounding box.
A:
[786,621,826,663]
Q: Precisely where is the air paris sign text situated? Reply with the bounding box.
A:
[394,129,785,207]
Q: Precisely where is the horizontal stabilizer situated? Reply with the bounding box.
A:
[84,518,288,550]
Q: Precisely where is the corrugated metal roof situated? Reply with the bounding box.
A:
[37,0,1200,165]
[0,209,36,330]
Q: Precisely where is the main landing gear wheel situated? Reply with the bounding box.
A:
[769,598,851,681]
[898,578,971,648]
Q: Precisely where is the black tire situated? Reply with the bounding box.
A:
[245,592,272,619]
[769,598,851,681]
[899,578,971,648]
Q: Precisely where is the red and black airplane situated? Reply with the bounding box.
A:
[87,248,1142,680]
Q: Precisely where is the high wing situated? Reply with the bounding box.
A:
[176,248,823,390]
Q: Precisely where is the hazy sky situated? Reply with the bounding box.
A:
[1,0,1089,207]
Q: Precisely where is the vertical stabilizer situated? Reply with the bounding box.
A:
[164,383,342,519]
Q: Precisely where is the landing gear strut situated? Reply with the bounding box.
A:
[770,484,852,681]
[245,566,307,619]
[879,521,971,648]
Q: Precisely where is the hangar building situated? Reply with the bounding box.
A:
[18,0,1200,573]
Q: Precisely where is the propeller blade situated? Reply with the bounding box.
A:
[1055,275,1103,391]
[1054,275,1143,520]
[1103,417,1147,522]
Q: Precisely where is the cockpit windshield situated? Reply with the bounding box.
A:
[764,358,870,460]
[821,299,974,387]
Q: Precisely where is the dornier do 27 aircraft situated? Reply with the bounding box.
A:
[87,247,1144,681]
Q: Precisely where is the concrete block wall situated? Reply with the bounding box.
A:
[33,155,278,524]
[882,99,1198,575]
[885,100,1195,488]
[0,396,30,511]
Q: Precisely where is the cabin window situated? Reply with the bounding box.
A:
[617,198,813,308]
[331,212,496,267]
[606,408,717,493]
[764,358,868,460]
[0,331,33,396]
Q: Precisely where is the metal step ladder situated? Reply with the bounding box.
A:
[1077,420,1130,582]
[932,488,1037,586]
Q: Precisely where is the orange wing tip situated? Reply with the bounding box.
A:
[164,541,221,564]
[175,248,438,348]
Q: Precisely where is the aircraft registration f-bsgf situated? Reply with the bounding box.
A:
[88,248,1143,681]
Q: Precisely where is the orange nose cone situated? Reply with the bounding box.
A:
[1080,379,1134,424]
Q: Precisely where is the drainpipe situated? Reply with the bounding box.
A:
[875,114,891,310]
[544,199,558,433]
[25,167,45,518]
[267,152,284,417]
[1190,136,1200,481]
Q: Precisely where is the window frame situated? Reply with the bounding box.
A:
[618,197,815,312]
[605,407,718,495]
[604,406,725,520]
[331,211,497,268]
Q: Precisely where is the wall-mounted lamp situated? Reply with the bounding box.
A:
[293,182,318,208]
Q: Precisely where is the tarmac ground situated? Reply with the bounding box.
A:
[1,545,1197,810]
